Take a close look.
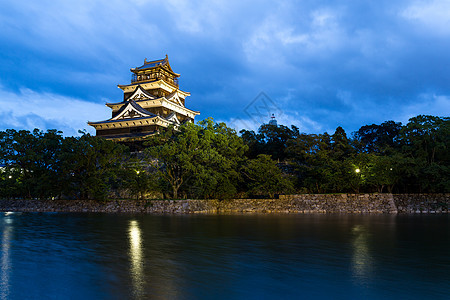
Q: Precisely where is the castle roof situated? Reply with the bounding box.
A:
[131,55,179,76]
[88,100,156,125]
[136,58,165,69]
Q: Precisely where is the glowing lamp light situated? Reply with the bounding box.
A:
[355,168,361,173]
[8,176,12,179]
[136,171,140,175]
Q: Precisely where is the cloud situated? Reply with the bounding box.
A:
[225,91,450,135]
[402,1,450,35]
[396,94,450,123]
[0,0,162,55]
[242,7,347,68]
[161,0,227,34]
[223,98,325,134]
[0,85,109,136]
[0,0,449,138]
[224,113,324,135]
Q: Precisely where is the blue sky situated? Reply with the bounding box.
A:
[0,0,449,136]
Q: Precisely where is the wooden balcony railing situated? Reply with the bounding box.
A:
[131,73,179,87]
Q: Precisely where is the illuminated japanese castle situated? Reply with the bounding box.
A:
[88,55,199,141]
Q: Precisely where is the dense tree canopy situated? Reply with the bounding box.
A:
[144,118,247,199]
[0,130,126,200]
[0,115,448,200]
[242,154,294,198]
[353,120,402,154]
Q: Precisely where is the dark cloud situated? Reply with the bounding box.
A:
[0,0,448,135]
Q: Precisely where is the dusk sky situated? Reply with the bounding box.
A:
[1,0,449,136]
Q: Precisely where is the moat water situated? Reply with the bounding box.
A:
[0,213,449,299]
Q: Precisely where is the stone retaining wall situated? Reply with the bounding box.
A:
[393,194,449,213]
[277,193,398,213]
[0,194,448,214]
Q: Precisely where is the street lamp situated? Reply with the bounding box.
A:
[355,168,360,173]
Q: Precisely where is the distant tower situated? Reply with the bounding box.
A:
[268,114,277,126]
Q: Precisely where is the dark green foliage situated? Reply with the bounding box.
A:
[120,162,158,200]
[331,126,354,160]
[59,132,127,200]
[353,121,402,153]
[144,118,247,199]
[0,114,447,200]
[242,154,294,198]
[240,124,299,160]
[0,129,127,200]
[396,115,449,192]
[0,129,63,199]
[281,115,449,193]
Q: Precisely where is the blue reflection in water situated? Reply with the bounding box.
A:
[0,213,448,299]
[1,213,13,300]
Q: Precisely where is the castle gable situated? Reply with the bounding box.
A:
[112,101,155,121]
[127,86,156,101]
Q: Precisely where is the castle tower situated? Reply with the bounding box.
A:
[88,55,200,141]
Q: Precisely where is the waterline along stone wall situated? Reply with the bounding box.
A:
[0,194,448,214]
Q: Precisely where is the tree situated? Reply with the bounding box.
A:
[0,129,64,199]
[364,154,402,193]
[144,124,200,199]
[189,119,247,199]
[287,132,336,193]
[331,126,354,160]
[121,163,158,200]
[400,115,449,164]
[353,120,402,154]
[398,115,449,192]
[240,129,264,159]
[59,132,127,200]
[144,119,248,199]
[241,124,299,161]
[242,154,294,198]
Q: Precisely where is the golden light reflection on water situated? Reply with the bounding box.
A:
[129,220,144,297]
[351,225,373,282]
[1,215,12,300]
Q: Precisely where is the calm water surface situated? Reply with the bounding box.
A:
[0,213,449,299]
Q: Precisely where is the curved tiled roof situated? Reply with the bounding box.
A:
[88,116,157,125]
[114,100,155,118]
[88,101,156,124]
[129,100,155,116]
[135,58,165,70]
[132,55,179,75]
[106,86,158,105]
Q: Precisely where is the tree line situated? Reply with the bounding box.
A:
[0,115,448,200]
